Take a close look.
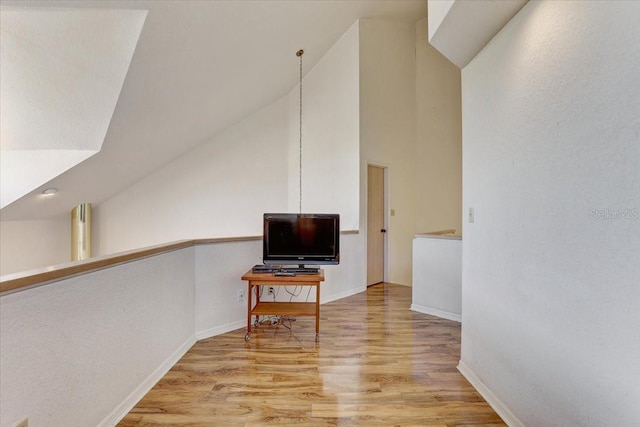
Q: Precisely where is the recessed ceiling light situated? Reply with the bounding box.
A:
[42,188,58,196]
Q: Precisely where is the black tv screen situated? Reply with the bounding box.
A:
[263,213,340,266]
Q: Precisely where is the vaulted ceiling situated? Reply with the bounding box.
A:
[0,0,427,220]
[1,7,147,209]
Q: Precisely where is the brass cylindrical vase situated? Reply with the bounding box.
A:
[71,203,92,261]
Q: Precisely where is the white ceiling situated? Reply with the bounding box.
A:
[428,0,527,68]
[1,7,147,208]
[0,0,426,221]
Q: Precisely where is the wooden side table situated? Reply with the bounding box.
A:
[241,269,324,341]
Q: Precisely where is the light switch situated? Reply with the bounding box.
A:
[468,207,475,223]
[390,209,396,216]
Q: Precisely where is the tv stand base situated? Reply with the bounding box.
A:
[241,268,324,341]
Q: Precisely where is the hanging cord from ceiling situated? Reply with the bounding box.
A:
[297,49,304,214]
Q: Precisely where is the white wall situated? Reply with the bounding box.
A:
[359,19,417,285]
[287,22,360,230]
[0,248,196,427]
[411,235,461,322]
[195,240,262,338]
[317,233,366,304]
[94,21,362,256]
[460,1,640,425]
[93,97,290,255]
[0,217,70,275]
[358,18,462,286]
[415,18,462,235]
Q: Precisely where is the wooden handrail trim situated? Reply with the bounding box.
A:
[1,231,358,295]
[416,229,457,236]
[1,240,191,294]
[415,234,461,241]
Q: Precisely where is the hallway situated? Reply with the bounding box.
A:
[119,283,503,426]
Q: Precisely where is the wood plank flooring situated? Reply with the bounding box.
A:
[118,283,504,426]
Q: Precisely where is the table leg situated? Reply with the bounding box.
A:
[247,283,252,334]
[315,283,320,338]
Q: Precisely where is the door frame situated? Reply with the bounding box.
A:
[366,162,389,284]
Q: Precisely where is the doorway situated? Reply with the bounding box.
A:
[367,165,386,286]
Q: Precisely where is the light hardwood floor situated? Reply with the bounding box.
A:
[118,283,504,426]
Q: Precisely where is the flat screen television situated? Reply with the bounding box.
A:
[263,213,340,267]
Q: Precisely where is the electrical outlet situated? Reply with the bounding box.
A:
[16,418,28,427]
[268,287,275,296]
[237,289,246,303]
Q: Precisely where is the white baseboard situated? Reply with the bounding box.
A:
[457,360,525,427]
[321,286,366,304]
[195,288,365,341]
[196,319,246,340]
[100,335,196,427]
[410,303,461,322]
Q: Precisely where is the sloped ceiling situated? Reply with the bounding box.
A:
[428,0,527,68]
[0,8,147,208]
[0,0,427,220]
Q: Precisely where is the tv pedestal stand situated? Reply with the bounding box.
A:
[241,268,324,342]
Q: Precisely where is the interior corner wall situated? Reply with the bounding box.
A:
[461,1,640,425]
[287,20,360,230]
[415,18,462,236]
[93,97,290,255]
[359,18,417,285]
[0,217,70,276]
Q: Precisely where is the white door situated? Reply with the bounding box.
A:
[367,165,385,286]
